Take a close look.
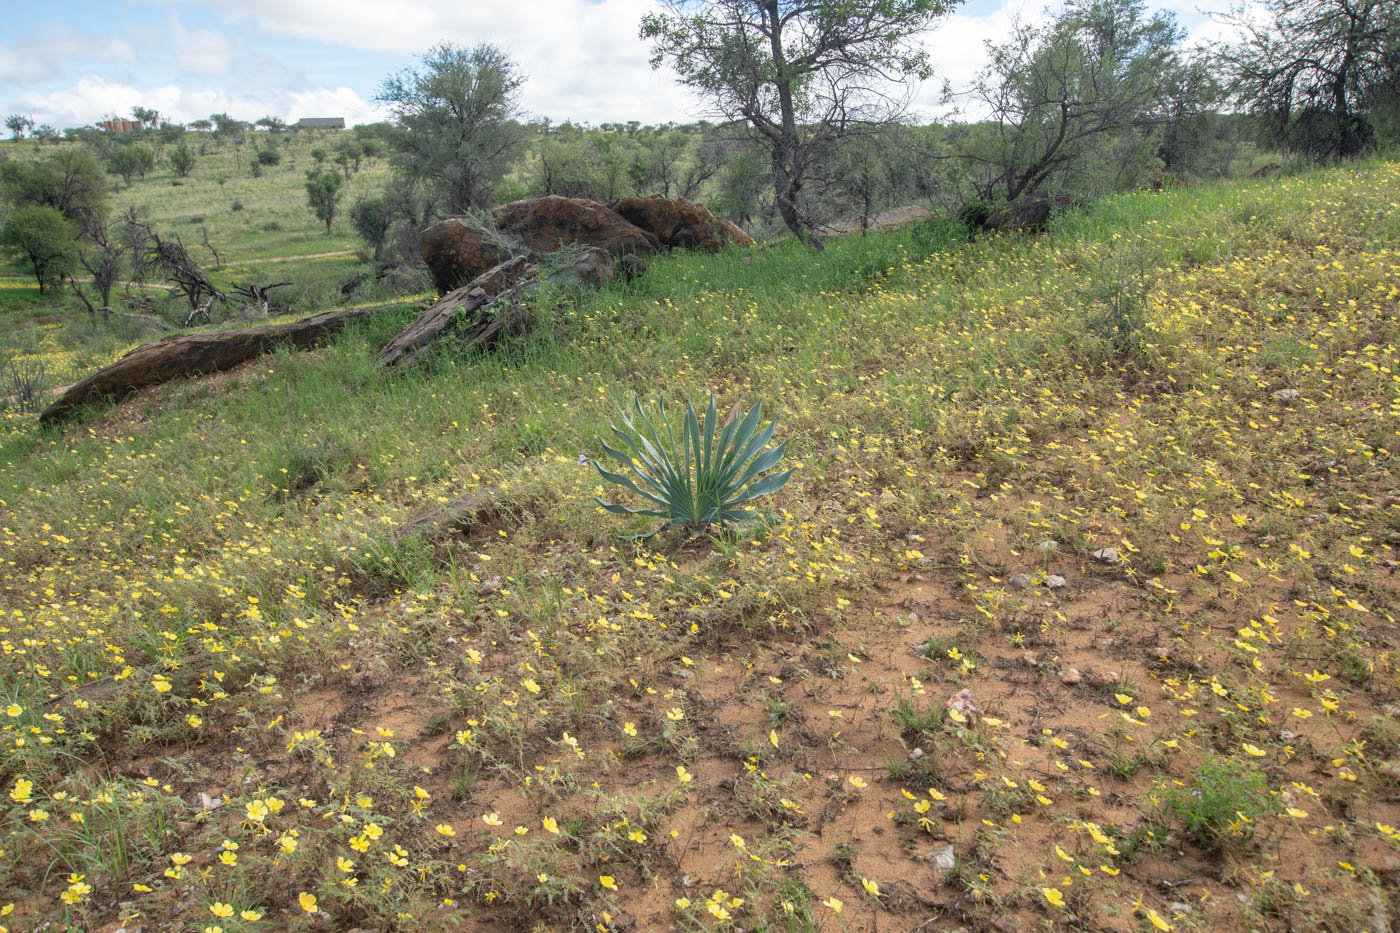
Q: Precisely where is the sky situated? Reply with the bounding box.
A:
[0,0,1236,131]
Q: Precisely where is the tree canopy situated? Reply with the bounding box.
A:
[963,0,1197,202]
[1215,0,1400,157]
[642,0,960,241]
[0,148,109,237]
[377,42,525,214]
[0,205,78,295]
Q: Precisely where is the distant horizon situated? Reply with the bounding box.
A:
[2,0,1229,132]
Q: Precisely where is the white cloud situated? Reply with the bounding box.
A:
[193,0,1058,124]
[0,27,138,85]
[912,0,1055,120]
[190,0,708,123]
[174,26,237,77]
[12,75,386,129]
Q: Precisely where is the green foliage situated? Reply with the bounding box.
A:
[1215,0,1399,157]
[304,167,345,234]
[0,147,108,235]
[641,0,959,239]
[965,0,1195,201]
[1163,755,1275,852]
[255,148,281,167]
[5,114,31,140]
[593,394,793,536]
[0,205,77,295]
[107,143,154,186]
[377,42,525,213]
[349,195,392,258]
[169,142,196,178]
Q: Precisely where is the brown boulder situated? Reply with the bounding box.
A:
[420,217,519,296]
[983,195,1071,234]
[609,195,755,250]
[491,196,660,256]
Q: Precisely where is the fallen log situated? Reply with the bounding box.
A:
[40,303,400,426]
[378,256,537,369]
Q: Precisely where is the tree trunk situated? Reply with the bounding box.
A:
[41,303,399,426]
[378,257,538,369]
[763,0,815,245]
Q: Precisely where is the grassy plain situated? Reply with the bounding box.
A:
[1,160,1399,932]
[0,130,388,262]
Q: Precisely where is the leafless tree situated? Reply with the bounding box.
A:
[121,208,225,317]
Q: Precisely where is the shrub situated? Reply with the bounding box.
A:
[0,350,52,413]
[593,394,794,537]
[169,142,195,177]
[1163,755,1275,853]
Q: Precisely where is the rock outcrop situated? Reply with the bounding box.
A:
[609,195,756,250]
[420,217,519,296]
[491,196,661,256]
[546,247,616,291]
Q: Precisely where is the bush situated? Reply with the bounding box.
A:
[0,350,52,413]
[1163,755,1275,853]
[170,142,196,178]
[231,201,244,212]
[593,394,794,537]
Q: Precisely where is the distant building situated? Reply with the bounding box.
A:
[102,119,142,134]
[297,117,345,130]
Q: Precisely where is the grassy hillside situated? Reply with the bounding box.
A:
[1,161,1399,932]
[0,131,388,262]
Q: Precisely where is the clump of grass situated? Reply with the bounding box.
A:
[1163,755,1275,853]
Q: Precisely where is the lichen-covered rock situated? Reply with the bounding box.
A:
[609,195,755,250]
[545,247,615,291]
[491,196,660,256]
[420,217,519,296]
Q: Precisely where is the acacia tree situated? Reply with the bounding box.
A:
[377,43,525,213]
[0,148,109,238]
[961,0,1191,203]
[0,206,77,295]
[641,0,959,243]
[65,222,128,323]
[170,142,197,177]
[1214,0,1400,157]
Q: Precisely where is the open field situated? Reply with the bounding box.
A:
[1,161,1399,932]
[0,131,388,262]
[0,131,391,325]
